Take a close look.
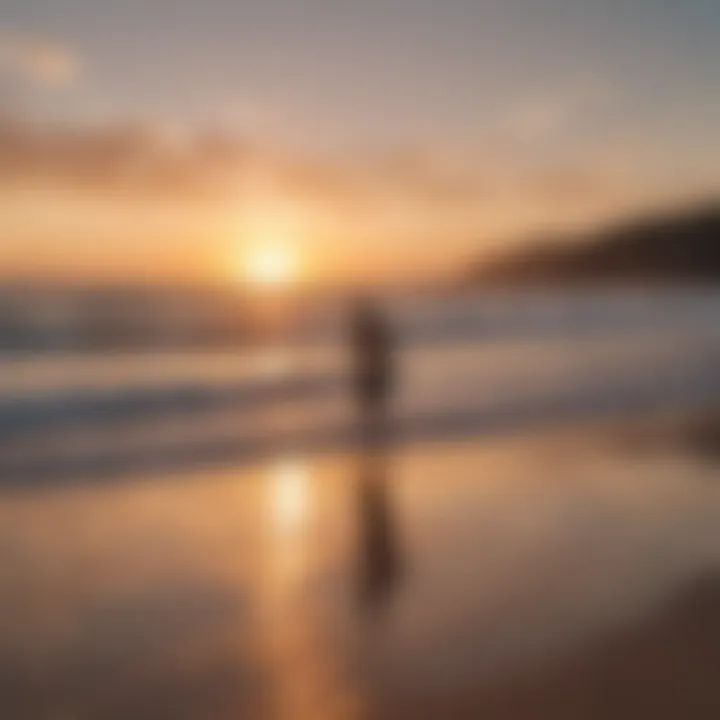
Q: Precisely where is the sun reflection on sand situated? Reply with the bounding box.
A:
[259,457,363,720]
[269,458,311,537]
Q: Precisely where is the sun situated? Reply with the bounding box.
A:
[241,243,299,287]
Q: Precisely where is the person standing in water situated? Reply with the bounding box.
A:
[350,301,401,613]
[350,299,394,438]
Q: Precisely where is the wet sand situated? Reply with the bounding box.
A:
[1,418,720,719]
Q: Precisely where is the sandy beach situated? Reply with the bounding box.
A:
[2,412,720,719]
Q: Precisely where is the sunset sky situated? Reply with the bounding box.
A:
[0,0,719,284]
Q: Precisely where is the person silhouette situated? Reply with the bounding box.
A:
[349,299,394,442]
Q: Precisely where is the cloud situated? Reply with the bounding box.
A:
[0,112,708,270]
[502,80,611,143]
[0,119,257,198]
[0,33,79,87]
[508,96,573,141]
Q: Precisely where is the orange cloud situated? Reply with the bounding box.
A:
[0,112,716,283]
[0,32,79,87]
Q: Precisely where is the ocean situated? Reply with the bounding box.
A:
[1,288,720,719]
